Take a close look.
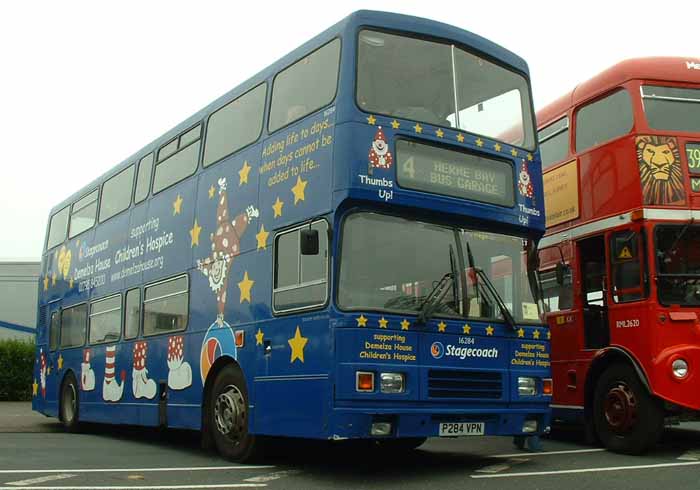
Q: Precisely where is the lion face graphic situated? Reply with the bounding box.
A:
[637,135,685,205]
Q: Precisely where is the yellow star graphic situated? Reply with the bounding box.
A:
[190,219,202,247]
[510,148,518,157]
[437,321,447,332]
[238,271,254,303]
[486,325,494,336]
[456,133,465,143]
[357,315,368,327]
[239,161,251,186]
[494,143,502,152]
[378,317,388,329]
[208,185,216,199]
[69,277,74,289]
[255,224,269,251]
[32,379,38,397]
[57,354,63,371]
[475,138,484,147]
[547,330,551,340]
[291,176,307,205]
[517,328,525,338]
[51,272,57,286]
[527,153,533,162]
[391,119,400,129]
[367,115,376,125]
[255,328,264,346]
[435,128,444,138]
[43,275,49,291]
[173,194,183,215]
[533,330,541,340]
[400,319,410,331]
[413,123,423,134]
[288,326,308,363]
[462,324,471,334]
[47,366,51,376]
[272,197,284,218]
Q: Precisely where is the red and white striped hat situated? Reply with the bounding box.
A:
[105,345,117,382]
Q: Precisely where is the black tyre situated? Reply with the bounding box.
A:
[592,363,664,455]
[59,373,80,432]
[207,365,261,462]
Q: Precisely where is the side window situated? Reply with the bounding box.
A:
[269,38,341,132]
[124,288,141,340]
[143,275,188,336]
[204,83,267,167]
[273,221,329,312]
[153,124,202,194]
[49,311,60,351]
[575,89,633,153]
[47,206,70,250]
[60,304,87,348]
[134,153,154,203]
[89,295,122,344]
[99,165,135,222]
[540,267,573,312]
[69,190,98,238]
[610,230,646,303]
[538,117,569,169]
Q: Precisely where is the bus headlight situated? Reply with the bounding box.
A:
[518,377,537,396]
[672,359,689,379]
[380,372,405,393]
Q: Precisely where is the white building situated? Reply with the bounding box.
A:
[0,261,40,341]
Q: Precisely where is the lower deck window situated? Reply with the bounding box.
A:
[61,304,87,348]
[89,295,122,344]
[143,275,188,335]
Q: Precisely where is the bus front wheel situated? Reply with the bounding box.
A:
[592,363,663,454]
[59,373,80,432]
[208,365,261,462]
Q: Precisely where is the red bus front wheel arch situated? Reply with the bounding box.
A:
[592,363,663,454]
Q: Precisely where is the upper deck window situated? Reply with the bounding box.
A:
[269,39,341,133]
[357,30,535,149]
[575,89,633,153]
[153,124,202,194]
[47,206,69,250]
[204,83,267,167]
[99,164,135,222]
[69,189,98,238]
[134,153,154,204]
[642,85,700,133]
[538,117,569,169]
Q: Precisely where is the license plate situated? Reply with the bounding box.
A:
[438,422,485,437]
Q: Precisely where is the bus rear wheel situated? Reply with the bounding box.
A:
[60,373,80,432]
[592,363,663,455]
[207,365,261,462]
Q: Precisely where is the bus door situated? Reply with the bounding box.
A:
[607,228,647,337]
[578,236,609,349]
[45,301,62,409]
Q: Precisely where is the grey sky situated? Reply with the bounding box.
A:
[1,0,696,260]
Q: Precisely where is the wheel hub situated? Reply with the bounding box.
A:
[63,384,76,422]
[214,385,246,443]
[604,382,638,433]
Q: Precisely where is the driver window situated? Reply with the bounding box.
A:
[610,230,646,303]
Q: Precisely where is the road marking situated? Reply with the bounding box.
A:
[0,466,273,475]
[492,448,605,458]
[0,485,266,490]
[471,460,700,479]
[244,470,302,482]
[678,451,700,461]
[6,474,76,486]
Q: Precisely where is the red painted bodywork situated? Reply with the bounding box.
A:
[537,57,700,413]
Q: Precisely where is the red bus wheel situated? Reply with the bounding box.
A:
[207,365,262,462]
[593,363,663,454]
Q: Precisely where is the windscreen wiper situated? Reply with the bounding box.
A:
[466,242,517,330]
[664,218,695,260]
[416,246,458,324]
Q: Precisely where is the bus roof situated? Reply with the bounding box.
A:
[50,10,530,215]
[538,57,700,128]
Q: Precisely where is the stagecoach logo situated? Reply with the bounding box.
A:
[687,61,700,70]
[431,341,445,359]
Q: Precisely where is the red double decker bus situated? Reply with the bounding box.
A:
[537,57,700,454]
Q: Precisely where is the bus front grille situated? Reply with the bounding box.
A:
[427,369,503,399]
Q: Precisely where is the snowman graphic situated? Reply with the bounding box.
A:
[81,348,95,391]
[132,341,157,399]
[102,345,125,402]
[167,335,192,390]
[518,160,534,199]
[39,349,47,398]
[368,126,393,174]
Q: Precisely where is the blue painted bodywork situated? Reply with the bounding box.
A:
[33,10,550,440]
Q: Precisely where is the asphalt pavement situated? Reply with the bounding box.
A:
[1,403,700,490]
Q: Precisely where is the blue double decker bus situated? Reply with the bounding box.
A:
[33,11,551,461]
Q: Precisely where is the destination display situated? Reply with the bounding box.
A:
[687,143,700,175]
[395,140,514,207]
